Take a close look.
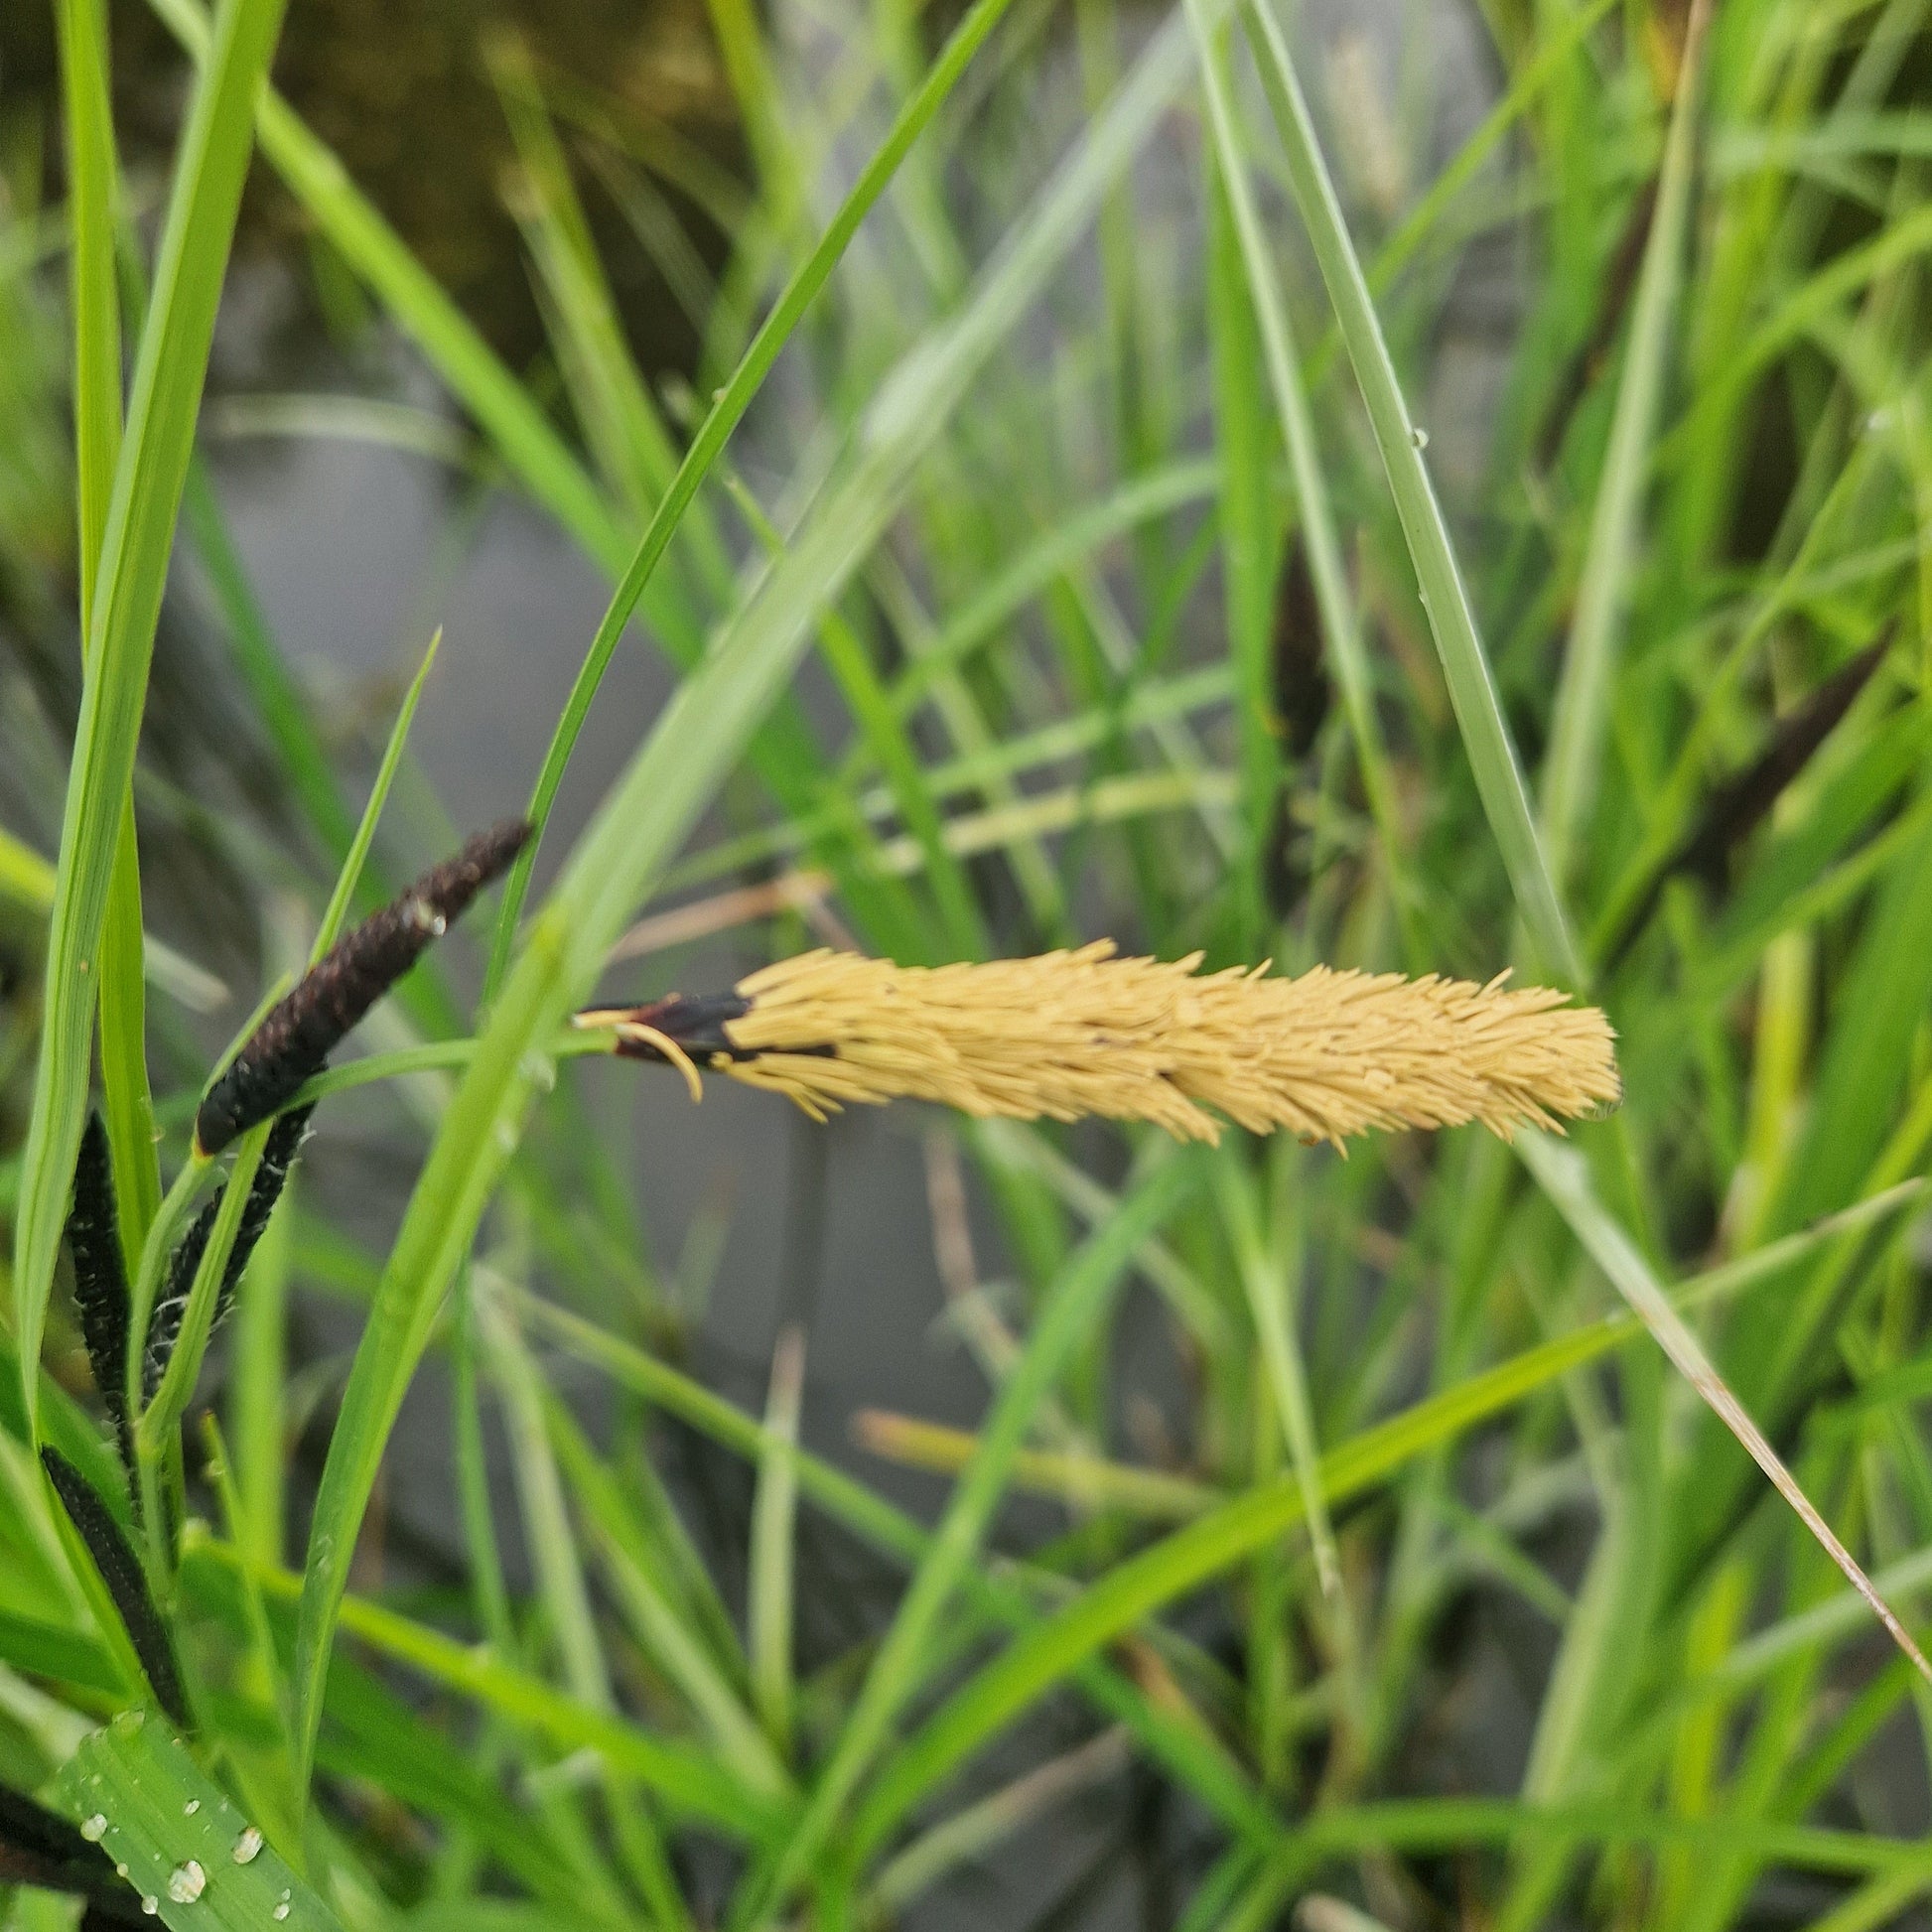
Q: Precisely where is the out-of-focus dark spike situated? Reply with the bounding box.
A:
[1674,634,1891,889]
[0,1782,144,1918]
[81,1907,152,1931]
[194,819,530,1155]
[1536,178,1659,473]
[41,1449,190,1727]
[1265,539,1329,919]
[1601,633,1891,970]
[66,1114,135,1482]
[1271,536,1329,761]
[145,1104,315,1402]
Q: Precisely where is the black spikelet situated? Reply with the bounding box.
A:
[66,1114,134,1479]
[145,1104,315,1402]
[0,1780,144,1920]
[195,819,531,1155]
[41,1448,190,1727]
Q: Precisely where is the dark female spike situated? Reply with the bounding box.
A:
[1600,632,1890,969]
[145,1103,315,1402]
[0,1781,145,1921]
[195,819,531,1155]
[66,1114,134,1479]
[41,1448,191,1727]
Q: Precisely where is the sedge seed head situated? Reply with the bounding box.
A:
[582,942,1619,1146]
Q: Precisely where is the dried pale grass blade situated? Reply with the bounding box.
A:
[1519,1130,1932,1687]
[580,941,1620,1147]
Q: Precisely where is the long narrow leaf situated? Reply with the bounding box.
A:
[14,0,290,1435]
[1538,0,1713,881]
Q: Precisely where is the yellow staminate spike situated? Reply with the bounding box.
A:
[580,942,1620,1146]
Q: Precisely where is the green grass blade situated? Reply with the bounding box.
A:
[1538,0,1712,884]
[545,1392,789,1801]
[1240,0,1582,984]
[51,1714,339,1931]
[55,0,163,1280]
[12,0,291,1438]
[749,1323,804,1756]
[487,34,691,528]
[1211,1152,1341,1599]
[181,1536,773,1837]
[139,1123,269,1456]
[310,627,439,962]
[739,1155,1190,1924]
[1515,1130,1932,1684]
[480,0,1031,991]
[225,1148,293,1570]
[1364,0,1617,301]
[475,1285,614,1715]
[1191,0,1410,939]
[1203,136,1282,945]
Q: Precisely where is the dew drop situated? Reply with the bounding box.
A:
[1410,425,1429,450]
[80,1814,108,1842]
[141,1897,158,1916]
[273,1906,291,1922]
[115,1862,129,1878]
[167,1860,207,1904]
[184,1799,201,1816]
[233,1827,264,1864]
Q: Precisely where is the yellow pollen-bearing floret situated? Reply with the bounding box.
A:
[583,941,1621,1148]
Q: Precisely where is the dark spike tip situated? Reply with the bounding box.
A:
[41,1449,191,1728]
[578,991,756,1063]
[575,993,838,1068]
[416,817,534,924]
[194,819,533,1155]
